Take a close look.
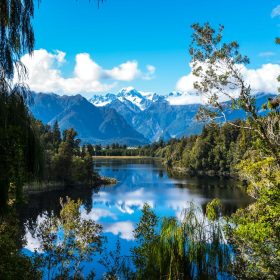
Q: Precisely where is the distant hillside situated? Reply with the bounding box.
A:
[90,88,276,142]
[29,92,148,146]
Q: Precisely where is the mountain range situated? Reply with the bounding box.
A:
[29,92,148,145]
[29,88,275,145]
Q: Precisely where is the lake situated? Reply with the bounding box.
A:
[20,158,251,279]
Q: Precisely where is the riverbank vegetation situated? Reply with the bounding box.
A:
[88,120,253,177]
[154,120,252,176]
[186,23,280,279]
[33,121,102,188]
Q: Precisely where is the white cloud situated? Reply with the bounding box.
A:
[241,63,280,93]
[104,221,135,240]
[94,188,155,215]
[74,53,102,81]
[174,63,280,105]
[18,49,156,95]
[81,207,117,221]
[272,5,280,18]
[143,65,156,80]
[167,92,204,105]
[259,52,276,57]
[104,60,140,81]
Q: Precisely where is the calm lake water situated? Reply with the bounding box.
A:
[20,158,251,279]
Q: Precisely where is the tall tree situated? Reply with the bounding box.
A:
[0,0,41,208]
[52,120,61,150]
[189,23,280,279]
[0,0,106,208]
[189,23,280,163]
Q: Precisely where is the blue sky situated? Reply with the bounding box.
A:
[25,0,280,96]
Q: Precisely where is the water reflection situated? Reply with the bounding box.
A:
[19,159,251,277]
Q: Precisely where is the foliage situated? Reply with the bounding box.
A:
[189,23,280,163]
[132,203,159,279]
[227,155,280,279]
[153,120,251,175]
[34,120,99,186]
[0,0,37,81]
[188,23,280,279]
[0,0,44,210]
[35,197,103,279]
[0,90,43,208]
[84,140,165,157]
[131,202,231,280]
[0,209,41,279]
[100,239,134,280]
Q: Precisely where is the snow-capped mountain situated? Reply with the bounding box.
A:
[30,88,276,145]
[29,92,148,145]
[89,93,117,107]
[90,87,164,111]
[89,89,276,142]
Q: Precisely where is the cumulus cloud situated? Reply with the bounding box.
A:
[271,5,280,18]
[74,53,102,81]
[167,92,204,105]
[174,63,280,105]
[241,63,280,93]
[104,60,140,81]
[18,49,156,95]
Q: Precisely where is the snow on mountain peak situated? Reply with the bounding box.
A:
[90,88,161,111]
[117,89,147,111]
[90,88,186,110]
[119,86,136,94]
[89,93,116,107]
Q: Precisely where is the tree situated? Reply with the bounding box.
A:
[52,120,61,150]
[227,155,280,279]
[189,23,280,279]
[35,197,103,279]
[132,203,159,279]
[0,92,43,207]
[0,0,36,82]
[189,23,280,163]
[63,128,81,154]
[132,201,231,280]
[0,209,42,279]
[0,0,43,209]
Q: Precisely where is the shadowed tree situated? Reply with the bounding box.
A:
[0,0,43,209]
[0,0,105,208]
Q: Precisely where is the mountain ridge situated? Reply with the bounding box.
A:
[29,92,148,145]
[30,89,276,145]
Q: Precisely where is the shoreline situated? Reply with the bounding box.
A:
[165,165,239,179]
[23,176,117,195]
[92,156,156,159]
[93,156,238,178]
